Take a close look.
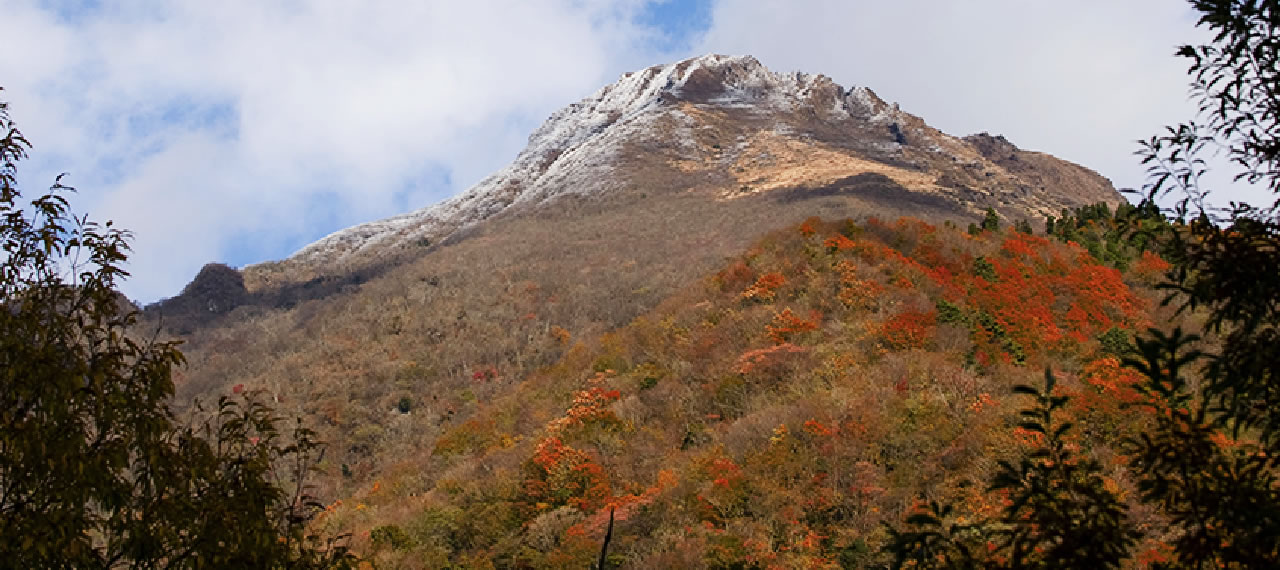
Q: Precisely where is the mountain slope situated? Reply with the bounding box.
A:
[310,215,1177,567]
[144,55,1138,566]
[252,54,1118,285]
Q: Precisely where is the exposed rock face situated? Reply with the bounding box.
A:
[278,54,1122,274]
[963,131,1119,213]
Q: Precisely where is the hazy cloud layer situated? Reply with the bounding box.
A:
[695,1,1247,204]
[1,0,680,301]
[0,1,1243,301]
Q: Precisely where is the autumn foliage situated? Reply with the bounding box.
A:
[316,214,1182,568]
[522,437,612,512]
[765,308,821,344]
[881,310,936,350]
[741,271,786,302]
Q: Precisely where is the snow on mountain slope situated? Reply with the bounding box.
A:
[284,54,1119,270]
[287,55,901,265]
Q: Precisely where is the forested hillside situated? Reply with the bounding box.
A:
[7,2,1278,567]
[307,208,1186,568]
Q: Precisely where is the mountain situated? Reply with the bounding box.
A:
[143,55,1143,566]
[244,54,1117,286]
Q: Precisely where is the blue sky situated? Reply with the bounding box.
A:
[38,0,102,23]
[641,0,713,51]
[0,1,1226,302]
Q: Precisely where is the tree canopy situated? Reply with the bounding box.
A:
[888,1,1280,567]
[0,89,354,567]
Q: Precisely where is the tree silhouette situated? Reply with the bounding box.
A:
[889,1,1280,566]
[1125,1,1280,565]
[0,89,355,567]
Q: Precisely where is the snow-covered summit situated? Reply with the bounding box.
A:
[287,55,897,266]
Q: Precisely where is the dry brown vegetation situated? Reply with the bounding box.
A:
[156,176,979,495]
[141,79,1142,565]
[144,195,1189,567]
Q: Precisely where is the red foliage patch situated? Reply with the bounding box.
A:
[1000,232,1050,259]
[802,419,837,438]
[742,272,786,303]
[823,234,857,253]
[1081,357,1146,406]
[882,310,937,350]
[707,457,744,490]
[766,308,821,344]
[524,437,613,512]
[1133,250,1172,282]
[824,216,1147,364]
[565,387,622,424]
[798,218,819,237]
[734,343,808,374]
[472,365,500,382]
[835,260,883,309]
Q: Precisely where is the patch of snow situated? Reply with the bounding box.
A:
[844,86,899,125]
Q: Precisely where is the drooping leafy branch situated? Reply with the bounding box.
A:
[885,370,1136,569]
[0,89,355,568]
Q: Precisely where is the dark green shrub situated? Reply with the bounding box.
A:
[371,525,414,550]
[971,257,997,282]
[1097,327,1131,357]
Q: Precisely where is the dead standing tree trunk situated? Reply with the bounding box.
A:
[596,507,615,570]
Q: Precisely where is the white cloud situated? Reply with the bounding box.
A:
[0,0,674,301]
[0,0,1254,301]
[694,1,1259,206]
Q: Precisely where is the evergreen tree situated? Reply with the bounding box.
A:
[981,208,1001,232]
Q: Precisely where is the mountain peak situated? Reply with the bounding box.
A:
[606,54,798,108]
[275,55,1116,275]
[587,53,890,119]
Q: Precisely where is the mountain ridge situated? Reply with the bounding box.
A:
[273,54,1119,276]
[153,53,1125,362]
